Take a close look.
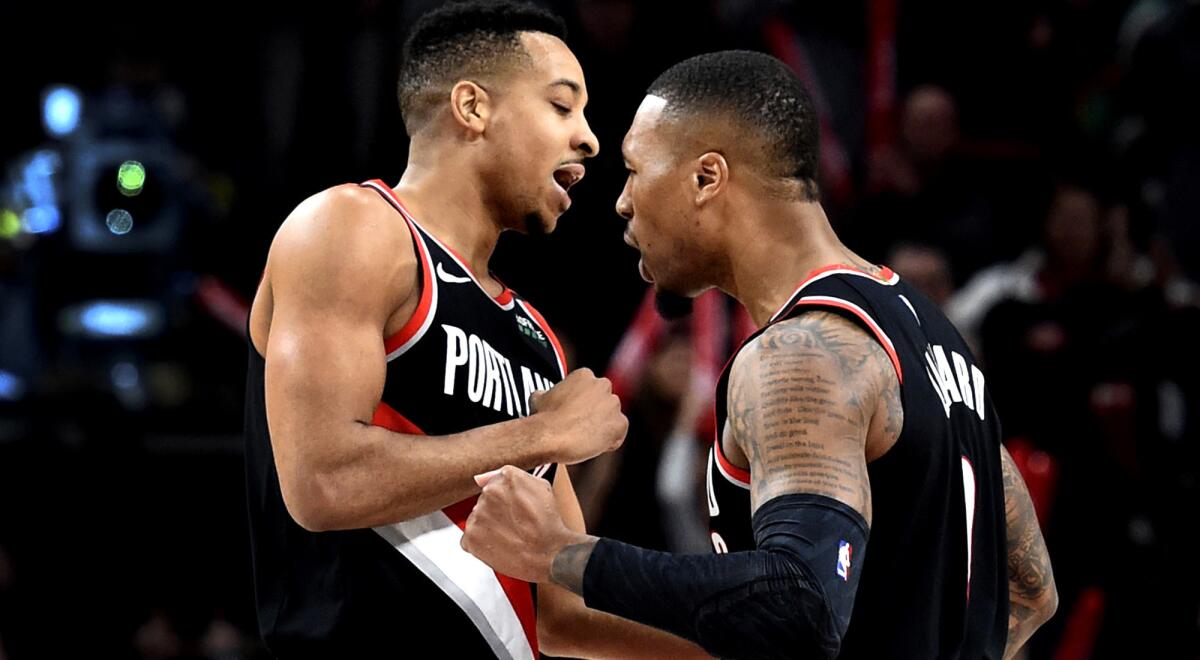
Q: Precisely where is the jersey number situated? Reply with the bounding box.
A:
[961,456,977,599]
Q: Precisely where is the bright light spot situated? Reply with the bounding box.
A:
[106,209,133,235]
[0,370,24,401]
[0,210,19,239]
[22,205,61,234]
[80,302,151,337]
[43,86,82,137]
[117,160,146,196]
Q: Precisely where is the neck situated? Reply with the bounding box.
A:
[718,199,869,327]
[393,140,504,279]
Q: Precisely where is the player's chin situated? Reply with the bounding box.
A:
[521,208,559,236]
[653,285,695,319]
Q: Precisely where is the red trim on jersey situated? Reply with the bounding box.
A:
[494,571,539,656]
[371,402,425,435]
[446,494,540,655]
[800,263,896,288]
[439,240,514,305]
[382,217,435,355]
[787,299,904,384]
[368,180,514,305]
[520,300,568,377]
[443,496,477,529]
[488,274,516,306]
[710,325,756,487]
[714,437,752,485]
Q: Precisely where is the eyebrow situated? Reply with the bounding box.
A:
[549,79,582,97]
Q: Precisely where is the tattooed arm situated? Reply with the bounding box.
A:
[1000,446,1058,659]
[460,310,900,658]
[726,310,901,517]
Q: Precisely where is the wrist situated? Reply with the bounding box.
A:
[548,532,598,594]
[525,410,561,465]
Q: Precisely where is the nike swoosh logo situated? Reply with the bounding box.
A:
[436,262,471,284]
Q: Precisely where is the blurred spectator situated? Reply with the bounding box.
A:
[887,242,955,308]
[946,183,1106,350]
[949,178,1200,656]
[574,327,709,553]
[851,85,1004,279]
[1123,0,1200,281]
[0,0,1197,655]
[132,607,247,660]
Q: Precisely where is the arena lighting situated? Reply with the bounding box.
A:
[68,141,182,253]
[42,85,82,138]
[17,150,62,234]
[0,209,18,239]
[106,208,133,235]
[0,370,24,401]
[58,300,165,339]
[21,205,60,234]
[117,160,145,197]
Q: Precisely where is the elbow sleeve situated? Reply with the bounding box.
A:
[583,494,869,660]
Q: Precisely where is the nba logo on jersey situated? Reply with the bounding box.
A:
[837,540,853,581]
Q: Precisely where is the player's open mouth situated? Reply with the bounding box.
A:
[625,232,653,281]
[638,258,653,283]
[552,163,585,206]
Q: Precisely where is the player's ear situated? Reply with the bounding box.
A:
[694,151,728,206]
[450,80,491,138]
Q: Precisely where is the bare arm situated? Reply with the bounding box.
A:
[1000,446,1058,659]
[263,186,623,531]
[537,469,710,659]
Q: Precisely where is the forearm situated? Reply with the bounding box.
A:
[1003,589,1058,660]
[288,414,554,530]
[550,495,868,660]
[1000,446,1058,658]
[539,581,710,659]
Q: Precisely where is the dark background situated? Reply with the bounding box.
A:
[1,0,1197,657]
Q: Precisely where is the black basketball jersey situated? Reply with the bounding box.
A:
[706,264,1009,659]
[243,180,565,659]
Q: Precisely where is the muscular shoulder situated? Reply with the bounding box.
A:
[266,184,417,316]
[731,311,891,398]
[727,310,897,512]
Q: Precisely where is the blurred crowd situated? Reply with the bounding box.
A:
[1,0,1198,658]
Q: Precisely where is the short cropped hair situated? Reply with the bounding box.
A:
[398,0,567,134]
[648,50,821,199]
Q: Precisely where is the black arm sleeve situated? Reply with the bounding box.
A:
[581,493,868,660]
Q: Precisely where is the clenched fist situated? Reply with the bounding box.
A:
[533,368,628,465]
[460,466,590,584]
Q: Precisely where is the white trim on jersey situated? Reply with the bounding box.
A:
[706,447,722,515]
[514,299,566,379]
[714,454,752,490]
[898,294,921,326]
[713,426,752,490]
[769,268,900,324]
[374,513,535,660]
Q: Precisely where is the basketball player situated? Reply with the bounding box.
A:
[244,2,705,657]
[462,51,1058,659]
